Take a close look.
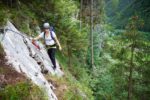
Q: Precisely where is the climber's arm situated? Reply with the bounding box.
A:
[54,36,62,51]
[33,33,43,41]
[33,35,41,41]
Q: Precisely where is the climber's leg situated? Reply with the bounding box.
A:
[48,48,56,69]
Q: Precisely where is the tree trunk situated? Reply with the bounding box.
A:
[128,43,134,100]
[10,0,12,7]
[67,41,71,68]
[80,0,83,32]
[90,0,94,68]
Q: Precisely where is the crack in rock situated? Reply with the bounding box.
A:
[23,38,48,75]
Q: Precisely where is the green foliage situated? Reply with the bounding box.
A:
[101,22,149,100]
[0,82,48,100]
[54,0,78,16]
[63,85,93,100]
[56,51,93,99]
[0,4,8,26]
[90,72,115,100]
[112,0,119,8]
[105,0,150,31]
[63,72,94,100]
[88,15,149,100]
[56,51,91,87]
[0,82,30,100]
[0,43,4,54]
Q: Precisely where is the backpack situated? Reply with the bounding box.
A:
[50,26,55,32]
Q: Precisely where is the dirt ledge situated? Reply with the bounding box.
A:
[0,52,27,87]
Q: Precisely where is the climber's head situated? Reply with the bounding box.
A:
[43,22,50,29]
[43,22,50,33]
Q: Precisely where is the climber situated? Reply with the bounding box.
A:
[33,22,62,70]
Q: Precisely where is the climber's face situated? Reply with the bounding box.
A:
[44,28,49,33]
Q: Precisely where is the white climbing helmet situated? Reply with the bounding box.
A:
[43,22,50,29]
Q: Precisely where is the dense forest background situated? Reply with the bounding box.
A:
[0,0,149,100]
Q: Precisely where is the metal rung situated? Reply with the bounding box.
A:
[0,28,4,34]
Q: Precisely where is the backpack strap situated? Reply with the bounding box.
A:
[44,32,46,45]
[50,31,55,40]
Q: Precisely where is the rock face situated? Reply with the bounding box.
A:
[0,21,64,100]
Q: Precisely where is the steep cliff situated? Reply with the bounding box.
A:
[0,21,64,100]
